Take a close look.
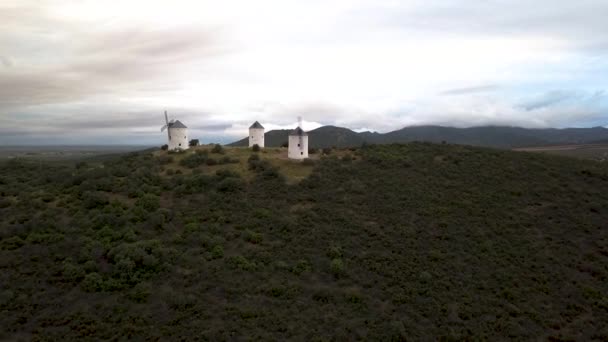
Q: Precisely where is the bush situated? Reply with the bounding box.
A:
[220,156,238,164]
[157,155,174,165]
[211,144,225,154]
[189,139,199,147]
[82,272,104,292]
[330,258,345,277]
[211,245,224,259]
[309,147,318,154]
[82,191,109,209]
[216,177,242,192]
[302,159,315,166]
[205,158,218,166]
[136,194,160,212]
[281,142,288,148]
[62,260,85,282]
[252,144,260,152]
[180,152,209,168]
[322,147,332,155]
[128,282,151,303]
[1,236,25,250]
[227,255,256,271]
[161,144,168,150]
[244,230,262,244]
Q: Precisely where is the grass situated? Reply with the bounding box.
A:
[154,145,317,183]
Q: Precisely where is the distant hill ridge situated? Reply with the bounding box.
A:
[228,125,608,148]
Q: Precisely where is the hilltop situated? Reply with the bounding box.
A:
[1,143,607,340]
[228,125,608,149]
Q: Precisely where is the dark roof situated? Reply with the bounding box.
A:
[169,120,187,129]
[250,121,264,129]
[289,126,307,136]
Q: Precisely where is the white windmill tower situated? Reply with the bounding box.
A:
[288,116,308,160]
[160,111,189,150]
[249,121,265,148]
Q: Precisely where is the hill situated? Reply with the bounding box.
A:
[228,125,608,149]
[229,125,366,148]
[1,144,607,340]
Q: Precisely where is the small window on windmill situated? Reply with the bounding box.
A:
[297,143,300,147]
[300,152,303,155]
[179,143,181,147]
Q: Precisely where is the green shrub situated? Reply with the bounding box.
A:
[1,236,25,250]
[216,177,242,192]
[211,245,224,259]
[180,152,208,168]
[62,260,85,282]
[157,155,174,165]
[252,144,260,152]
[227,255,256,271]
[327,246,343,259]
[82,191,109,209]
[211,144,225,154]
[82,272,104,292]
[128,282,151,303]
[244,230,262,244]
[330,258,345,277]
[136,194,160,212]
[219,156,235,164]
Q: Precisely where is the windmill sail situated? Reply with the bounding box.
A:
[298,116,303,153]
[161,111,171,141]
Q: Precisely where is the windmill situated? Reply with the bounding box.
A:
[160,110,174,141]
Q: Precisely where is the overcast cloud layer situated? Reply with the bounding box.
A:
[1,0,607,145]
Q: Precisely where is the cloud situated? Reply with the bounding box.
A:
[1,0,607,144]
[440,85,499,96]
[0,56,12,67]
[520,90,576,111]
[0,1,228,109]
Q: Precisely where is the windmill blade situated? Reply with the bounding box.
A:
[164,111,169,126]
[161,125,167,132]
[298,116,303,150]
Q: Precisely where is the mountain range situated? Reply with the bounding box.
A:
[228,125,608,149]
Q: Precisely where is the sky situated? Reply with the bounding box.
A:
[1,0,607,145]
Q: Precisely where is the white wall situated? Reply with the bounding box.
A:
[288,135,308,159]
[168,127,189,150]
[249,128,265,147]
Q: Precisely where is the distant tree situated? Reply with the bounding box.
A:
[322,147,332,155]
[189,139,199,147]
[252,144,260,152]
[281,142,288,148]
[309,147,318,154]
[211,144,225,154]
[161,144,168,151]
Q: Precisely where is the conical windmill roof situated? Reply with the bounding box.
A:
[289,126,307,136]
[169,120,187,129]
[250,121,264,129]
